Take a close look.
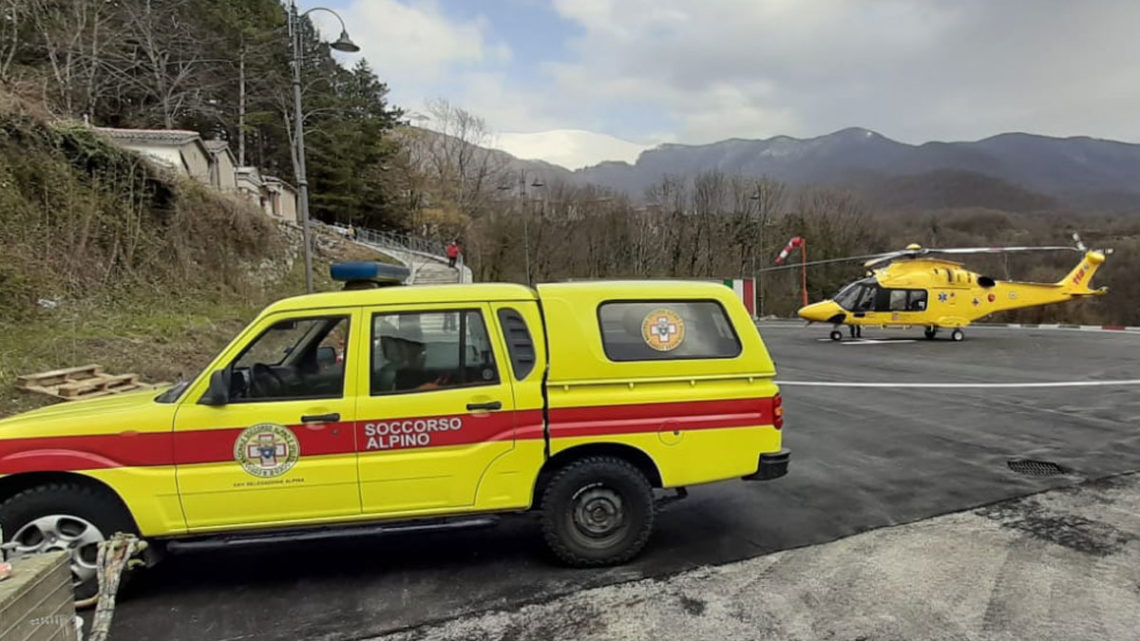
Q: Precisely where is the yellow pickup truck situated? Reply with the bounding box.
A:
[0,264,788,598]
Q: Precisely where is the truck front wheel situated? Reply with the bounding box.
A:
[0,483,137,601]
[540,456,655,566]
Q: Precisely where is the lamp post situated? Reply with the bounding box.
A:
[750,187,766,317]
[498,171,544,285]
[290,1,360,293]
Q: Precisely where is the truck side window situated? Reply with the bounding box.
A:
[371,310,500,394]
[229,316,349,402]
[597,300,741,361]
[497,308,537,380]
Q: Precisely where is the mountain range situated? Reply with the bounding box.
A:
[507,128,1140,213]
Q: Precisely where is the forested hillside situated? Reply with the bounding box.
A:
[1,0,406,229]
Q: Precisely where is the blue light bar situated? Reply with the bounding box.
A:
[330,261,409,288]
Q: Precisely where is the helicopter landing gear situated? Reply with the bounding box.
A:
[924,327,937,340]
[829,330,843,342]
[950,328,965,342]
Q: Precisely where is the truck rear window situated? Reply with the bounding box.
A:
[597,300,741,361]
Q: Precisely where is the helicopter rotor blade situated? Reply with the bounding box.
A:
[756,243,1087,275]
[924,246,1081,255]
[756,253,887,273]
[1072,233,1087,252]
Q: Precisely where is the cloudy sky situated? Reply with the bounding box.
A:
[317,0,1140,167]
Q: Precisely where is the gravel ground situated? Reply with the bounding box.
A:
[377,473,1140,641]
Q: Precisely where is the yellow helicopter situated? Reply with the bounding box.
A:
[796,234,1111,341]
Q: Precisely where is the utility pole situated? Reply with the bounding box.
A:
[288,1,359,293]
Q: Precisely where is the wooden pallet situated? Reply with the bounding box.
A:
[17,365,165,401]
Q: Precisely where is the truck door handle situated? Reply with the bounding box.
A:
[466,401,502,412]
[301,413,340,423]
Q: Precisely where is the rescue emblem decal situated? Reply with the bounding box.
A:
[234,423,300,478]
[641,308,686,351]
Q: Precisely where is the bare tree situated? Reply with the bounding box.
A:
[417,98,508,221]
[102,0,225,128]
[0,0,31,85]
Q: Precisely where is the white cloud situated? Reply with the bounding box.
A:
[324,0,1140,167]
[492,130,652,169]
[546,0,1140,144]
[328,0,510,106]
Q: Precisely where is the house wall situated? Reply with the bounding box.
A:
[236,175,269,215]
[212,153,238,190]
[277,186,298,222]
[181,144,211,184]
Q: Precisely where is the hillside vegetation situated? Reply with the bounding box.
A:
[0,99,383,417]
[2,0,405,230]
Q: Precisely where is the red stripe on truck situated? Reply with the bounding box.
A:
[0,399,776,473]
[549,397,773,438]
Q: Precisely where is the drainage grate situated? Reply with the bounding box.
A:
[1007,458,1072,477]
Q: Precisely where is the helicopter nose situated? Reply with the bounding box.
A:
[798,301,842,323]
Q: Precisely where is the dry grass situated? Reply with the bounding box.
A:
[0,101,400,417]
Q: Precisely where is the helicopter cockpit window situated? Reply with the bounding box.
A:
[835,279,877,311]
[834,283,863,310]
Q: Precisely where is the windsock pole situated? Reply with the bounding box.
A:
[800,240,808,307]
[775,236,809,307]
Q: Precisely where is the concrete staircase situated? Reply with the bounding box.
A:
[319,222,471,285]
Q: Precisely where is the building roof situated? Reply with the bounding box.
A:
[95,127,202,146]
[204,139,238,166]
[263,175,297,191]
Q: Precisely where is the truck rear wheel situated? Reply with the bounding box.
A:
[0,483,136,601]
[540,456,655,566]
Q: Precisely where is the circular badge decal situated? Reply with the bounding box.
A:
[234,423,300,478]
[641,308,686,352]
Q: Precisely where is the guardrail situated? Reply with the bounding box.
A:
[325,222,448,257]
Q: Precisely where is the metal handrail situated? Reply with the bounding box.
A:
[324,221,448,257]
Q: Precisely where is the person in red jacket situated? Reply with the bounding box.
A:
[446,240,460,268]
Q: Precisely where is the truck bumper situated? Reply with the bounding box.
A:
[742,449,790,481]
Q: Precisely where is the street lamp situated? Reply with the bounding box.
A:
[290,1,359,293]
[497,171,544,285]
[751,186,768,317]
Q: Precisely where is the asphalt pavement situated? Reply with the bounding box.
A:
[377,473,1140,641]
[108,323,1140,641]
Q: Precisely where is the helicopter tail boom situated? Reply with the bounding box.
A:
[1058,250,1109,296]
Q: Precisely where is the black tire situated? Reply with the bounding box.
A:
[950,328,965,342]
[924,327,937,340]
[0,483,137,601]
[540,457,654,567]
[829,330,843,341]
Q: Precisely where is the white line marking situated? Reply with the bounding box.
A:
[813,338,916,344]
[778,379,1140,388]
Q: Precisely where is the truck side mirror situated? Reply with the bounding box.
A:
[199,369,231,406]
